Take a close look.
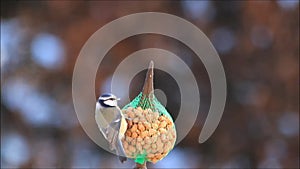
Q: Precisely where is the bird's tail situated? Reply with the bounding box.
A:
[116,139,127,163]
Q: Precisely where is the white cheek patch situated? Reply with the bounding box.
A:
[96,102,101,109]
[104,100,116,107]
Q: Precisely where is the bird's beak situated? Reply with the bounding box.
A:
[117,98,121,100]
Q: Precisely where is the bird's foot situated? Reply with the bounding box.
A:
[119,156,127,163]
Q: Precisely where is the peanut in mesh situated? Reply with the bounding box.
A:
[121,107,176,163]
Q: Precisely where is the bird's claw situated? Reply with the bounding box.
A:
[119,156,127,163]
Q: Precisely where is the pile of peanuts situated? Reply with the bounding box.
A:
[121,107,176,163]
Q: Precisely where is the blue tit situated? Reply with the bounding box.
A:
[95,93,128,163]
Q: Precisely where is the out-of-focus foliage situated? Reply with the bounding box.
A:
[1,1,299,168]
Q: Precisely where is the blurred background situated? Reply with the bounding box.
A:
[1,1,299,168]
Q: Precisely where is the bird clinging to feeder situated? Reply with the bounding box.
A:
[95,93,128,163]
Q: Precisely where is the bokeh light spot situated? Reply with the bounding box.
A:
[251,26,273,49]
[1,133,31,167]
[277,112,299,137]
[31,32,65,70]
[2,78,56,126]
[211,27,236,54]
[181,1,215,23]
[0,19,24,71]
[277,0,299,10]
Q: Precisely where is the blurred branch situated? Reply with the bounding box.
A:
[134,162,147,169]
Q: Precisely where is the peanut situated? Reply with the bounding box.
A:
[137,137,143,142]
[146,148,152,154]
[131,124,137,131]
[159,128,167,134]
[158,116,164,122]
[146,114,152,122]
[140,131,148,138]
[161,134,167,142]
[152,158,158,163]
[127,111,135,119]
[125,136,132,142]
[143,144,150,149]
[144,137,151,145]
[136,143,142,152]
[136,129,141,134]
[146,108,152,113]
[138,123,145,131]
[151,123,158,130]
[156,140,163,149]
[159,121,167,128]
[151,148,158,154]
[131,132,138,138]
[151,135,158,142]
[131,139,136,145]
[126,131,132,137]
[167,133,173,140]
[151,143,157,149]
[157,148,163,154]
[166,118,172,125]
[144,122,151,130]
[147,153,154,158]
[155,154,163,160]
[148,129,156,136]
[127,107,133,112]
[133,118,139,123]
[140,118,146,123]
[128,145,136,153]
[153,112,159,119]
[137,107,143,112]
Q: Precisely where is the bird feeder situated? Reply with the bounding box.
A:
[121,61,177,169]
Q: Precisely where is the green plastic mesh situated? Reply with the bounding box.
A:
[122,92,175,164]
[122,92,173,122]
[121,61,176,165]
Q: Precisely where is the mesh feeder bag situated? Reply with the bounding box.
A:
[121,61,177,166]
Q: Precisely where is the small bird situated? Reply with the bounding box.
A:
[95,93,128,163]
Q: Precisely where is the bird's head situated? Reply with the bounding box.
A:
[97,93,120,108]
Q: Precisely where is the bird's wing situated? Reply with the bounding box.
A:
[109,118,127,162]
[105,109,127,161]
[96,106,127,161]
[105,116,121,150]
